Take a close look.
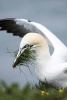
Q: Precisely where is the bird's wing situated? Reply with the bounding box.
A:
[0,18,43,37]
[31,22,67,55]
[0,18,66,53]
[0,18,52,46]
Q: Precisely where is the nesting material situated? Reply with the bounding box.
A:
[12,48,36,68]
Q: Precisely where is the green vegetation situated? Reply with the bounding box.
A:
[0,80,67,100]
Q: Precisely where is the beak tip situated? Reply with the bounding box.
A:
[12,49,23,68]
[12,57,18,68]
[12,63,16,68]
[12,60,17,68]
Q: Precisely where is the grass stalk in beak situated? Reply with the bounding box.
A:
[12,48,35,68]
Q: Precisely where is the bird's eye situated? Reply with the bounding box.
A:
[23,44,33,49]
[23,44,29,49]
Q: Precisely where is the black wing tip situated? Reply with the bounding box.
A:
[0,18,33,38]
[0,18,16,31]
[0,18,16,25]
[0,18,16,26]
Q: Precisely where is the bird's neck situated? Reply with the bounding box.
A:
[34,46,50,82]
[36,45,50,63]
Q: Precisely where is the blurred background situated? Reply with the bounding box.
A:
[0,0,67,88]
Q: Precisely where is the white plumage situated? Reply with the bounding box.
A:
[0,18,67,87]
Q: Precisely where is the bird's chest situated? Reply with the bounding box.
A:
[35,60,63,83]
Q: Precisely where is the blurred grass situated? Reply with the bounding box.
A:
[0,80,67,100]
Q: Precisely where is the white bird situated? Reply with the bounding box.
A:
[0,18,67,87]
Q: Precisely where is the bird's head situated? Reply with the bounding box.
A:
[12,33,49,68]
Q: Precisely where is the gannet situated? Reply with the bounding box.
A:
[0,18,67,87]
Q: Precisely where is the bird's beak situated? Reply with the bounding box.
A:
[12,48,25,68]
